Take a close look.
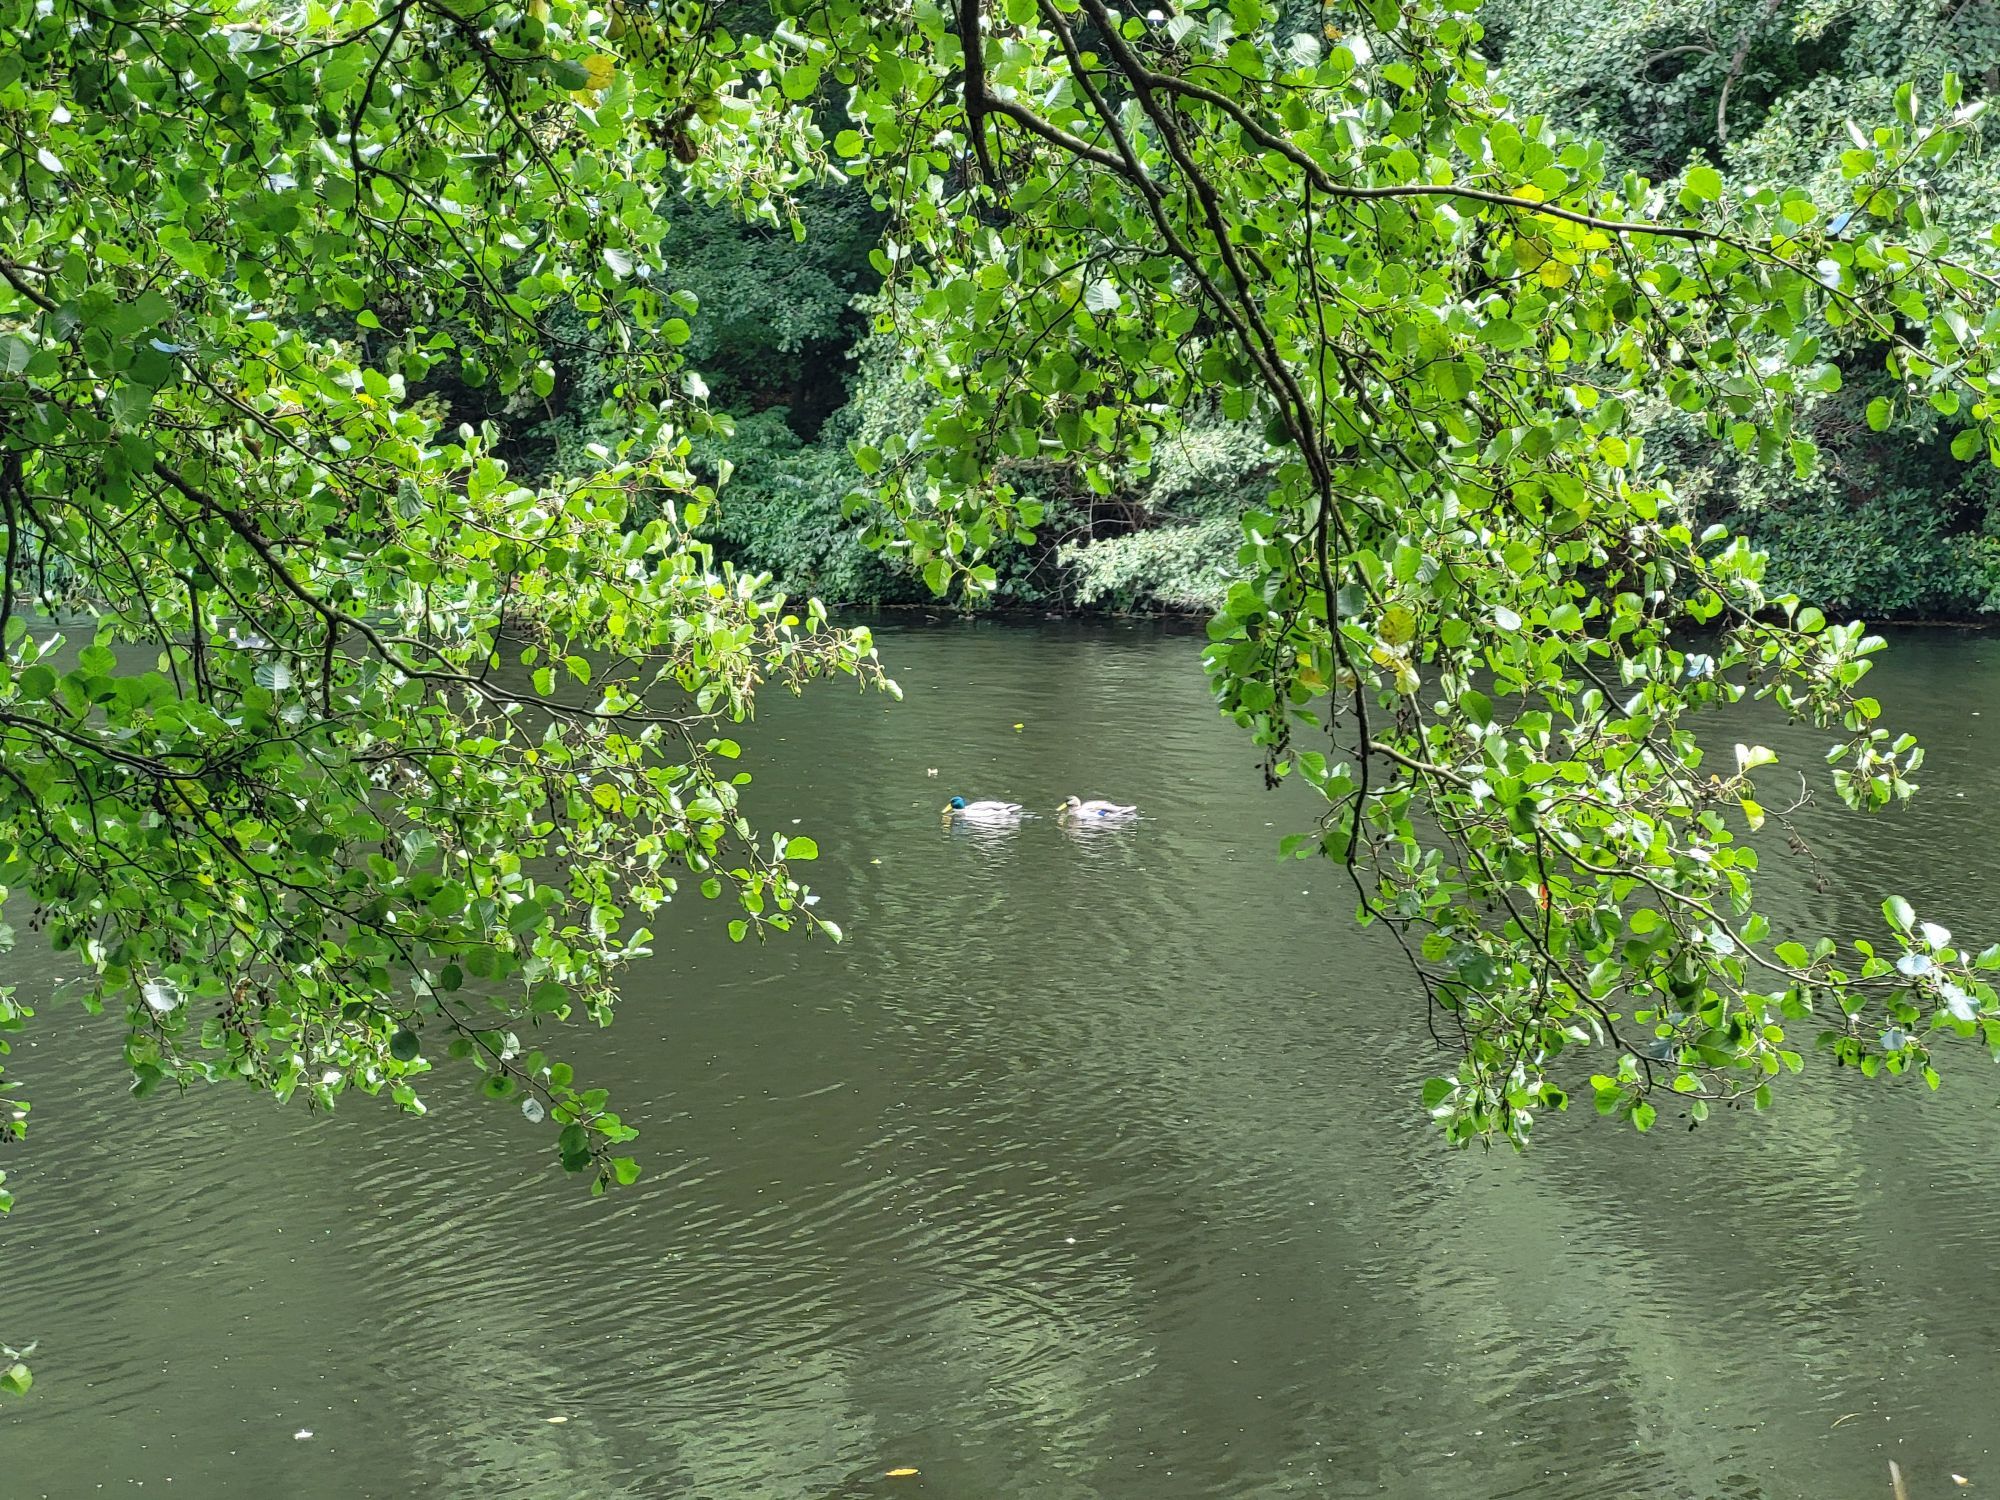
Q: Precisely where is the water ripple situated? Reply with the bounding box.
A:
[8,622,2000,1497]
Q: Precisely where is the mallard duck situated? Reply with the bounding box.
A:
[1057,796,1139,821]
[943,796,1024,823]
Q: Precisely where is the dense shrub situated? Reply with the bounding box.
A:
[1488,0,2000,616]
[500,0,2000,618]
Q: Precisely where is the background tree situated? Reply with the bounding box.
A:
[670,1,2000,621]
[1486,0,2000,616]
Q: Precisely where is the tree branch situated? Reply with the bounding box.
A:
[1717,0,1785,146]
[0,256,57,313]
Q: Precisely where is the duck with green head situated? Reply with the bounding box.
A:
[943,795,1024,823]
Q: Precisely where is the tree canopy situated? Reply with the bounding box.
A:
[6,0,2000,1393]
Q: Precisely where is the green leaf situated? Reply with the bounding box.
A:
[108,382,154,427]
[1682,164,1722,204]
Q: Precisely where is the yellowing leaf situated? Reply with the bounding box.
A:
[885,1468,920,1478]
[1739,797,1765,831]
[580,53,618,91]
[1379,603,1416,646]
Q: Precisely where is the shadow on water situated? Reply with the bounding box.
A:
[5,618,2000,1496]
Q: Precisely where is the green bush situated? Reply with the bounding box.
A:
[1486,0,2000,619]
[1062,520,1240,612]
[697,407,929,605]
[501,0,2000,622]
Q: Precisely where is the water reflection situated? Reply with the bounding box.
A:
[1056,815,1144,839]
[941,815,1031,852]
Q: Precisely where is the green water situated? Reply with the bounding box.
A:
[6,620,2000,1498]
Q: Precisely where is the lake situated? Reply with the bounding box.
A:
[4,619,2000,1498]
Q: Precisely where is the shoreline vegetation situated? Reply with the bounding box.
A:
[507,0,2000,623]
